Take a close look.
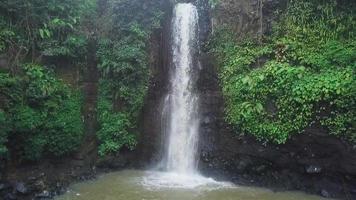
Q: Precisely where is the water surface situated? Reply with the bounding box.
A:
[55,170,330,200]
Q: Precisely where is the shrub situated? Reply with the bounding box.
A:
[95,0,165,156]
[0,64,84,160]
[209,0,356,143]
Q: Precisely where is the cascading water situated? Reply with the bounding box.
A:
[164,3,200,174]
[142,3,230,189]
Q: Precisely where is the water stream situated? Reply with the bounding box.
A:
[142,3,220,189]
[164,3,200,175]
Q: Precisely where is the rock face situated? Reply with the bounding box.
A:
[211,0,283,38]
[197,64,356,197]
[195,0,356,199]
[198,108,356,199]
[137,2,173,168]
[0,157,97,199]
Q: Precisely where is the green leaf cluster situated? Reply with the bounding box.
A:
[0,0,95,58]
[0,64,84,160]
[0,110,8,155]
[95,0,165,156]
[208,0,220,8]
[209,0,356,144]
[97,95,137,156]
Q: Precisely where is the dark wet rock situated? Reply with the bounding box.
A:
[96,154,132,170]
[35,190,51,198]
[305,165,322,174]
[4,193,17,200]
[72,160,86,168]
[0,54,9,71]
[254,165,267,173]
[203,116,213,125]
[1,156,100,199]
[15,182,28,194]
[34,180,46,191]
[27,176,37,181]
[0,182,11,191]
[321,189,331,198]
[236,160,249,171]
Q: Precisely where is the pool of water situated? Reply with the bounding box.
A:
[55,170,331,200]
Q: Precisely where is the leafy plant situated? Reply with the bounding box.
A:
[0,64,84,160]
[209,0,220,8]
[95,0,165,156]
[209,0,356,144]
[0,0,95,62]
[97,96,137,156]
[0,110,8,156]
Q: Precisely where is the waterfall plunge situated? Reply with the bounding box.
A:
[164,3,200,174]
[142,3,232,189]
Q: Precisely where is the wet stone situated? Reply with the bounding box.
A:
[321,189,330,198]
[305,165,322,174]
[4,193,17,200]
[15,182,28,194]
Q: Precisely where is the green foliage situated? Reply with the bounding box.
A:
[44,92,84,156]
[0,110,8,156]
[0,64,84,160]
[0,0,95,59]
[97,95,137,156]
[0,18,14,53]
[95,0,165,156]
[1,0,165,158]
[0,0,98,161]
[209,0,356,143]
[209,0,220,8]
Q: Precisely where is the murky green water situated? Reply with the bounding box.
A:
[55,170,330,200]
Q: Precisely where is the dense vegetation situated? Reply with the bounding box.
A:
[209,0,355,144]
[1,0,354,162]
[0,0,165,161]
[0,0,93,160]
[95,0,164,156]
[0,65,83,160]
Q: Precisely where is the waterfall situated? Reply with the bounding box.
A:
[142,3,230,189]
[163,3,200,174]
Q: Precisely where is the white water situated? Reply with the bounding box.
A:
[142,3,229,189]
[165,3,200,174]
